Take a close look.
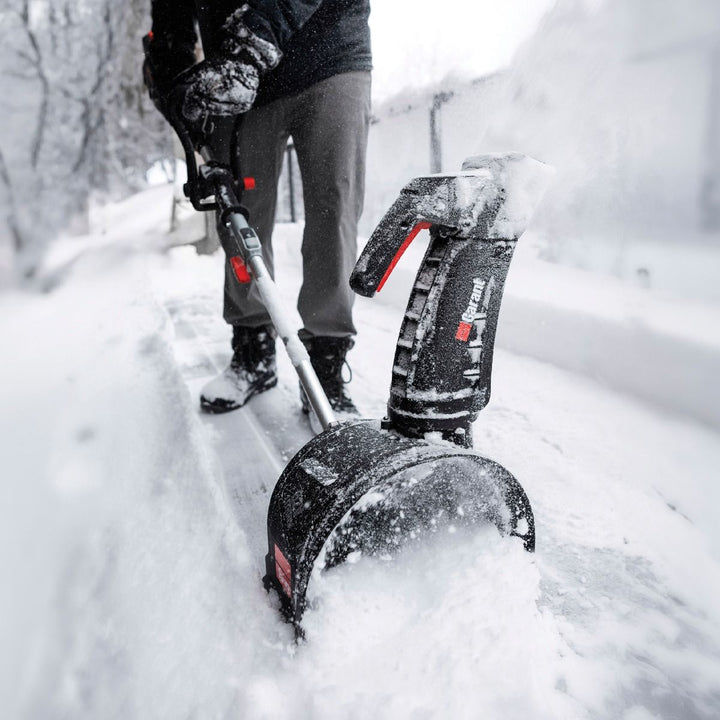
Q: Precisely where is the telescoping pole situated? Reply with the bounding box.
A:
[224,207,337,432]
[166,102,337,432]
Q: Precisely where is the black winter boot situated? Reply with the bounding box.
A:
[200,325,277,413]
[300,336,358,427]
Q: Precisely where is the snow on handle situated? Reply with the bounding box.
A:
[459,152,555,240]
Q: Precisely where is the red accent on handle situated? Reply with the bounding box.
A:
[376,221,432,293]
[230,256,251,283]
[148,30,154,41]
[242,177,256,191]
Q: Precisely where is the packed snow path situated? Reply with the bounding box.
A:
[2,186,719,719]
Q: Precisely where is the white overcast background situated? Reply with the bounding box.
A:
[369,0,558,100]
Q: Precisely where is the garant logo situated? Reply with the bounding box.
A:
[455,277,486,342]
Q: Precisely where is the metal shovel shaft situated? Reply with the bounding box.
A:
[166,114,336,432]
[227,212,337,432]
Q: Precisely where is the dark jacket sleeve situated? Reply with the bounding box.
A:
[239,1,327,51]
[150,0,198,84]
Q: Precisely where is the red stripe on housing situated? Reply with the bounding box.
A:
[376,221,432,293]
[230,256,251,283]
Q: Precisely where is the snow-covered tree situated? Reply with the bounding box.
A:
[0,0,172,280]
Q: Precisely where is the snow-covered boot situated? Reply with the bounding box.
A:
[200,325,277,413]
[300,336,359,432]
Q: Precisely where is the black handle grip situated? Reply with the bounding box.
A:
[351,156,551,446]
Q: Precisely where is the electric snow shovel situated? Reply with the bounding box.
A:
[264,154,553,629]
[169,95,548,632]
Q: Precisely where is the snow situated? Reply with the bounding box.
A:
[2,2,719,714]
[2,184,720,718]
[459,152,555,239]
[498,241,720,429]
[302,527,569,719]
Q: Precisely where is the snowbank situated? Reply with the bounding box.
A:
[0,215,278,717]
[499,242,720,430]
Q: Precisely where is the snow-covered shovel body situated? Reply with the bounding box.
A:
[264,153,553,630]
[265,420,535,627]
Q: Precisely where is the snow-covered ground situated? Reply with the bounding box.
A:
[2,185,719,719]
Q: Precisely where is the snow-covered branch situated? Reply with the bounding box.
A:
[0,0,171,277]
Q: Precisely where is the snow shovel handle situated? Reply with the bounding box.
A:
[167,103,337,431]
[202,164,337,431]
[350,155,552,445]
[227,210,337,432]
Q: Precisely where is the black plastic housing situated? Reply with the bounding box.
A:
[264,420,534,628]
[350,174,519,446]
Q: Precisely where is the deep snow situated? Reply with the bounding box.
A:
[2,184,720,719]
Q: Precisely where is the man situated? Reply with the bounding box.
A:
[145,0,372,420]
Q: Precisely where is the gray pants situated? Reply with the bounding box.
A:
[217,71,371,339]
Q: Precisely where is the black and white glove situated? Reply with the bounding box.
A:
[180,8,281,123]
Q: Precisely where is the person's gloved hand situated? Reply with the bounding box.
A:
[179,8,280,123]
[178,56,260,122]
